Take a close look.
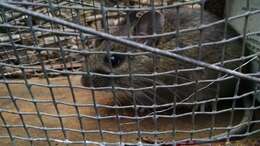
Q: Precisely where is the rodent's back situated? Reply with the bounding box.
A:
[155,6,243,103]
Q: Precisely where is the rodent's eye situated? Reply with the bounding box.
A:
[104,54,125,68]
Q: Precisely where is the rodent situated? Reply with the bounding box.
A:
[81,5,244,107]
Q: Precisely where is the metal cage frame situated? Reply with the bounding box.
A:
[0,0,260,145]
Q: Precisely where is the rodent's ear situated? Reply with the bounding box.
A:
[84,38,104,49]
[133,11,165,46]
[134,11,165,35]
[93,38,104,47]
[128,11,139,24]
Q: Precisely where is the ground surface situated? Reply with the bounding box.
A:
[0,75,259,146]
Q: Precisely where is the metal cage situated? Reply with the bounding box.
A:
[0,0,260,145]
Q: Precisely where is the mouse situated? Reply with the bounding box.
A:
[81,5,244,109]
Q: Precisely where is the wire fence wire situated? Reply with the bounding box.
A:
[0,0,260,145]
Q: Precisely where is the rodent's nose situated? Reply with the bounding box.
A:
[81,69,112,87]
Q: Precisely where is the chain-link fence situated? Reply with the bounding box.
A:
[0,0,260,145]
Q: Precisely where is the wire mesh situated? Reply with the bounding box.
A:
[0,0,260,145]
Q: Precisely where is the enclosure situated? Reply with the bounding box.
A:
[0,0,260,145]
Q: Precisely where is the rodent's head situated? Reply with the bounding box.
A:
[81,11,165,85]
[81,11,168,104]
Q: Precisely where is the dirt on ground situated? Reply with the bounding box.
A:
[0,75,259,146]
